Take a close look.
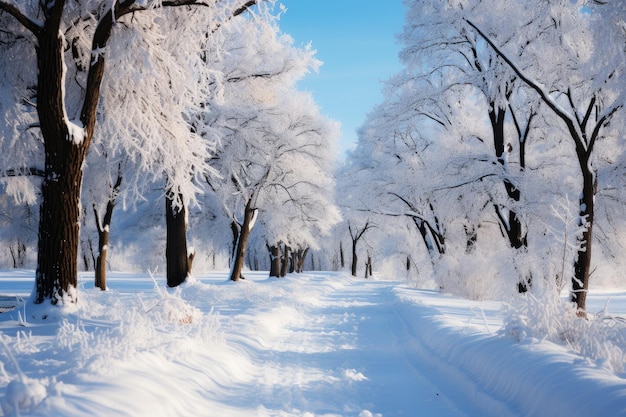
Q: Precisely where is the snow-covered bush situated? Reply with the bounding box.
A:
[501,288,626,374]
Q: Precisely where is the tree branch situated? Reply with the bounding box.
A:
[4,167,46,177]
[464,19,582,144]
[0,1,42,35]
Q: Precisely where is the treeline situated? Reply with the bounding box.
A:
[337,0,626,314]
[0,1,339,306]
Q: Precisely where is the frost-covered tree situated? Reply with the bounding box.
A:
[0,0,258,305]
[342,0,624,303]
[464,0,626,312]
[191,13,340,281]
[397,0,556,292]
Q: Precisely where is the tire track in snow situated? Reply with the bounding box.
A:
[387,289,517,417]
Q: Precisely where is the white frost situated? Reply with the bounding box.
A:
[59,31,86,145]
[66,119,86,145]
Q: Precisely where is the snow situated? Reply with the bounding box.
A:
[0,270,625,416]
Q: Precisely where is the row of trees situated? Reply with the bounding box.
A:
[0,1,340,307]
[338,0,625,312]
[0,0,624,316]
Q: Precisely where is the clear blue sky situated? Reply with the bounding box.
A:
[278,1,405,156]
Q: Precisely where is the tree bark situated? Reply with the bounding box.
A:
[229,198,256,281]
[268,245,280,277]
[571,157,595,313]
[31,0,119,305]
[489,104,530,293]
[35,161,83,304]
[93,174,122,291]
[34,9,88,304]
[166,194,190,287]
[296,247,309,273]
[280,244,290,277]
[351,241,358,277]
[339,241,345,269]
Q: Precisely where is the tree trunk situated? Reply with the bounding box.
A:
[295,247,309,273]
[489,105,530,293]
[94,228,109,291]
[229,198,256,281]
[35,160,84,304]
[230,220,240,263]
[280,244,290,277]
[33,6,87,305]
[339,241,345,269]
[268,245,280,277]
[31,1,119,305]
[571,163,595,314]
[93,174,122,291]
[166,194,190,287]
[364,252,372,279]
[351,239,358,277]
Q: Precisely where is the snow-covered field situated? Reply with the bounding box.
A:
[0,270,625,416]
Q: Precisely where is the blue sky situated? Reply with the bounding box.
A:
[278,1,405,157]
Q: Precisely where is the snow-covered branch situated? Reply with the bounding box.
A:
[0,1,42,34]
[464,19,583,143]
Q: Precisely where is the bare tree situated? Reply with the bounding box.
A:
[348,220,374,277]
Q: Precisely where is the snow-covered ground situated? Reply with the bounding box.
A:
[0,270,625,416]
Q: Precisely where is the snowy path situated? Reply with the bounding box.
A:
[1,271,626,416]
[206,275,626,417]
[231,278,473,416]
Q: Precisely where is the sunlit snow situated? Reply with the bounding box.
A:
[0,271,625,416]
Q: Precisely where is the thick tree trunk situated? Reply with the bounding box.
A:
[35,155,84,304]
[229,198,256,281]
[31,1,118,305]
[268,245,280,277]
[166,194,190,287]
[33,5,86,305]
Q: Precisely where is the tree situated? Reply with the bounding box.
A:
[0,0,258,305]
[92,167,122,290]
[193,14,340,281]
[464,0,625,312]
[398,0,551,292]
[348,220,373,277]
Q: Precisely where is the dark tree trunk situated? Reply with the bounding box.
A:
[489,104,530,293]
[31,1,120,305]
[351,241,358,277]
[229,198,256,281]
[230,220,240,263]
[268,245,280,277]
[166,194,190,287]
[571,158,595,313]
[35,161,83,304]
[289,251,296,274]
[280,244,290,277]
[412,216,445,261]
[339,241,345,269]
[349,220,373,277]
[33,4,85,305]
